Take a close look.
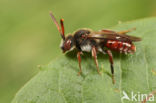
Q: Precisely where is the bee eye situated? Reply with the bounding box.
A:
[64,40,71,50]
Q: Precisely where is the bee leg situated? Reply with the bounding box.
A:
[92,46,101,75]
[106,50,115,84]
[77,51,82,76]
[117,28,136,35]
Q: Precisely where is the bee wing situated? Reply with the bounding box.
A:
[87,31,141,42]
[120,34,141,42]
[100,29,116,34]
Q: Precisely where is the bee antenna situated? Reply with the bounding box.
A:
[60,19,65,38]
[49,11,65,40]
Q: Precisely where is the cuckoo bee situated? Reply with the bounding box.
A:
[49,12,141,84]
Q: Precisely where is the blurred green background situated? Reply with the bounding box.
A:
[0,0,156,103]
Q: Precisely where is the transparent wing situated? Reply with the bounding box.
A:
[87,31,141,42]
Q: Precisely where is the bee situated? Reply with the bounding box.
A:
[49,11,141,84]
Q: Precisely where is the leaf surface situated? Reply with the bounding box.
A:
[12,17,156,103]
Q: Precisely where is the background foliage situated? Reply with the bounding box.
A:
[0,0,156,103]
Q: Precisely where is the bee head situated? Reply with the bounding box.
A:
[50,11,75,53]
[60,35,75,53]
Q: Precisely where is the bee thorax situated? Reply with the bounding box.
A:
[80,44,92,52]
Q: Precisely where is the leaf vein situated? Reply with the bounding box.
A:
[143,48,150,90]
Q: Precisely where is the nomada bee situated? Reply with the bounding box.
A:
[49,12,141,84]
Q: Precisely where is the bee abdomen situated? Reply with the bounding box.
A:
[106,40,136,54]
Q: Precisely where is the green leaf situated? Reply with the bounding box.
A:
[12,17,156,103]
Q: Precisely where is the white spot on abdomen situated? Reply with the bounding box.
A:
[116,36,120,39]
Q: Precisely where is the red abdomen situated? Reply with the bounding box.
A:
[106,40,136,53]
